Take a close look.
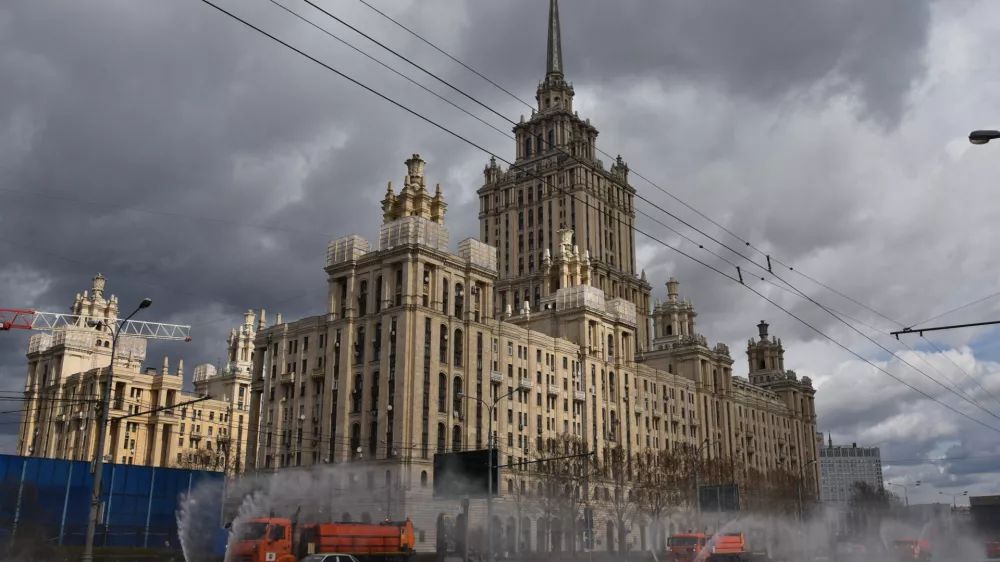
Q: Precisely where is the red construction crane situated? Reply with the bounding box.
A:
[0,308,191,341]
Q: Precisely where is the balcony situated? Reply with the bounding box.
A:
[573,390,586,402]
[311,366,325,380]
[111,397,126,411]
[634,405,645,415]
[689,417,700,426]
[279,372,294,385]
[490,371,503,384]
[652,409,662,419]
[546,384,561,397]
[518,378,533,391]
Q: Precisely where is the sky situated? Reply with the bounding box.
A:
[1,0,999,505]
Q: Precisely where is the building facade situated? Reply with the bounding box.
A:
[16,273,251,473]
[818,437,884,504]
[246,148,819,551]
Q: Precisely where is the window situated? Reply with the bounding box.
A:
[352,375,363,413]
[548,129,554,150]
[350,423,361,456]
[374,276,383,313]
[454,329,464,366]
[439,325,448,364]
[437,422,447,452]
[454,283,464,318]
[442,279,449,315]
[358,280,368,317]
[355,326,365,363]
[453,376,463,413]
[438,373,448,413]
[524,137,532,157]
[452,425,462,452]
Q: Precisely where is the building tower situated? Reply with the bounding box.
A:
[746,320,820,487]
[476,0,652,349]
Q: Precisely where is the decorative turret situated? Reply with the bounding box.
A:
[653,277,696,343]
[747,319,786,386]
[380,154,446,225]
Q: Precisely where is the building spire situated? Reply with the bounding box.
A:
[546,0,563,77]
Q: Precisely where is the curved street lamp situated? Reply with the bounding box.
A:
[888,480,921,507]
[969,130,1000,145]
[939,490,968,508]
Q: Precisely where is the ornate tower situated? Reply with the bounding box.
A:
[476,0,652,348]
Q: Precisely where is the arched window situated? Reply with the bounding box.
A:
[514,291,520,310]
[454,283,464,319]
[355,326,365,363]
[442,278,449,315]
[524,137,532,157]
[438,373,448,413]
[452,425,462,452]
[534,286,541,310]
[453,376,463,413]
[358,280,368,317]
[420,470,428,487]
[350,423,361,454]
[666,324,673,336]
[536,134,543,153]
[369,420,378,457]
[537,184,543,200]
[437,422,446,452]
[374,276,383,313]
[373,322,382,361]
[453,329,464,367]
[353,375,363,413]
[439,324,448,364]
[608,334,614,358]
[548,129,555,151]
[370,371,380,411]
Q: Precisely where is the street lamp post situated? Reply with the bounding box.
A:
[81,298,152,562]
[888,481,921,508]
[969,130,1000,145]
[459,386,515,562]
[939,490,968,509]
[798,459,818,522]
[693,438,712,518]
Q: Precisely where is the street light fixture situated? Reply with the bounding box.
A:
[888,480,921,507]
[81,298,153,562]
[799,459,818,522]
[939,490,968,508]
[458,387,515,562]
[969,130,1000,145]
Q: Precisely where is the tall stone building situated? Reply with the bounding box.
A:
[16,273,252,473]
[477,0,652,350]
[244,0,819,553]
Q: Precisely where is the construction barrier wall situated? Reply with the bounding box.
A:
[0,454,223,549]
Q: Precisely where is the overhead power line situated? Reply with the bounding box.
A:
[351,0,907,331]
[285,0,1000,421]
[907,289,1000,330]
[195,0,1000,436]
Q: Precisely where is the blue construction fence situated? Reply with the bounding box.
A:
[0,454,224,550]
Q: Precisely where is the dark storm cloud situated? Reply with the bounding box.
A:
[451,0,931,126]
[2,0,979,490]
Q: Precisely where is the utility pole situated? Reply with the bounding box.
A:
[890,320,1000,338]
[82,299,150,562]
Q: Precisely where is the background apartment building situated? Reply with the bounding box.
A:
[17,273,251,473]
[819,436,884,504]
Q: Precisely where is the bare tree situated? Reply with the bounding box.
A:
[173,447,229,472]
[598,444,639,554]
[532,433,586,553]
[634,448,685,550]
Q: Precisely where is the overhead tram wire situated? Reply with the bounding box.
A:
[352,0,905,331]
[907,288,1000,330]
[920,335,1000,409]
[194,0,1000,436]
[279,0,1000,422]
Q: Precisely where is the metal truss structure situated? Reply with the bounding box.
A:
[0,308,191,341]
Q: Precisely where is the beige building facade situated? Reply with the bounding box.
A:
[246,157,818,552]
[244,0,818,552]
[17,273,252,473]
